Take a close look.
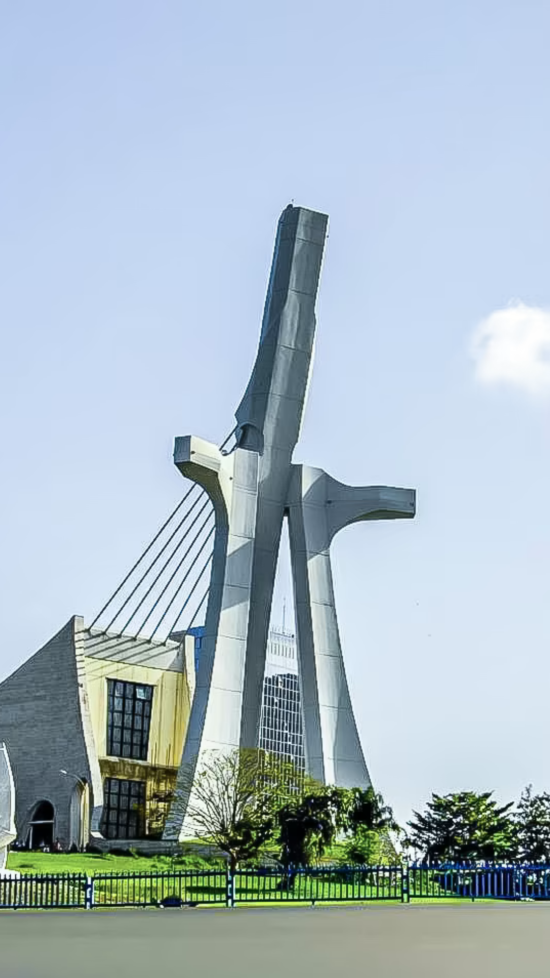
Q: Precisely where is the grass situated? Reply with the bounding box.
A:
[6,838,379,879]
[7,851,222,876]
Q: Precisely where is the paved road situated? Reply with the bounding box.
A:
[1,904,549,978]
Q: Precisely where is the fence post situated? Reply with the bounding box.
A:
[401,862,410,904]
[226,869,235,909]
[85,876,94,911]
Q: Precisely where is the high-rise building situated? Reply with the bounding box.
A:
[189,624,305,773]
[259,628,305,772]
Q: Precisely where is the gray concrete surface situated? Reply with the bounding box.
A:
[166,204,416,838]
[1,904,549,978]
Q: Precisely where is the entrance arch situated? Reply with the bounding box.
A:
[28,800,54,849]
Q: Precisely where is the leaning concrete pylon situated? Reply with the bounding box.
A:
[163,206,415,839]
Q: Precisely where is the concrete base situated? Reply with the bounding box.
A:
[90,837,180,855]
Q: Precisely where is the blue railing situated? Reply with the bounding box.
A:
[2,864,550,910]
[408,864,550,901]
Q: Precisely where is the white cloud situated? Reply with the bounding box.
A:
[471,301,550,396]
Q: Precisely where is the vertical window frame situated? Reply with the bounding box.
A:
[106,680,154,761]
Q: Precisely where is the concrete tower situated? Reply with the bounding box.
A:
[164,206,415,839]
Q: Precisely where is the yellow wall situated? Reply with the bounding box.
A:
[98,758,178,838]
[83,657,191,770]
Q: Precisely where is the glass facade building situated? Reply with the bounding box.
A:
[190,625,305,770]
[259,628,305,772]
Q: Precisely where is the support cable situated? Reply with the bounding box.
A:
[119,507,213,637]
[219,427,237,454]
[184,585,209,633]
[89,482,199,631]
[159,548,214,639]
[102,492,209,634]
[148,528,215,640]
[89,426,237,639]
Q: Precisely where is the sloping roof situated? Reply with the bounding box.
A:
[83,628,183,673]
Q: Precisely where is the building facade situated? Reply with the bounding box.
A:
[259,628,305,773]
[0,617,195,849]
[0,618,305,850]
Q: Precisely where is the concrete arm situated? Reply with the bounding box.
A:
[173,436,233,518]
[324,476,416,544]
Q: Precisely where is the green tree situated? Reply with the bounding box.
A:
[406,791,516,863]
[171,748,307,873]
[341,826,384,865]
[277,784,401,869]
[276,786,348,869]
[515,785,550,863]
[340,787,400,865]
[346,787,398,833]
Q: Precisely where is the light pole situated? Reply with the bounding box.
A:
[59,769,87,788]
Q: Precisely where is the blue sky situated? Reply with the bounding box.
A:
[1,0,550,827]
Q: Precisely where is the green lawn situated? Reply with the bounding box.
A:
[7,851,222,876]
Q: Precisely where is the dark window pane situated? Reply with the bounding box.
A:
[106,679,154,760]
[101,777,147,840]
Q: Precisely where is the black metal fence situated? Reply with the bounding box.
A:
[0,873,87,909]
[234,866,402,904]
[3,864,550,910]
[92,870,227,908]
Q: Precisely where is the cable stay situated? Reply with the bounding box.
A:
[88,483,214,643]
[150,534,214,640]
[88,482,199,631]
[125,516,214,638]
[104,496,212,636]
[87,429,236,644]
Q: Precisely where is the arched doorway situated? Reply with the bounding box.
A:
[28,800,54,849]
